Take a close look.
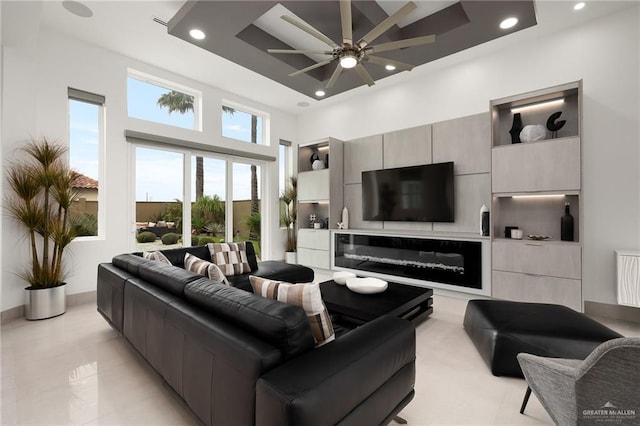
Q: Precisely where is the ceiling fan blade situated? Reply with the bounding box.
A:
[368,34,436,54]
[326,64,343,89]
[268,49,333,55]
[289,58,336,77]
[358,1,417,48]
[365,55,415,71]
[340,0,353,46]
[281,15,339,49]
[355,64,375,87]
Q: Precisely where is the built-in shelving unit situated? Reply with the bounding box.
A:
[296,138,344,270]
[490,81,583,311]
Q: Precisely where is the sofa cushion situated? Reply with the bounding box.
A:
[143,251,171,264]
[208,242,251,276]
[250,276,335,347]
[251,260,315,284]
[113,253,148,276]
[137,260,203,297]
[158,245,211,268]
[184,280,314,359]
[184,252,230,285]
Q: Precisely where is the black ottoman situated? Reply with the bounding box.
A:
[463,300,623,377]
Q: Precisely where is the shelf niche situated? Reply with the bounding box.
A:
[492,83,580,147]
[492,194,579,242]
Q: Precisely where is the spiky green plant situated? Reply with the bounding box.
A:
[5,137,80,288]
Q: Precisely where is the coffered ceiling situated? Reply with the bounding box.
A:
[167,1,537,99]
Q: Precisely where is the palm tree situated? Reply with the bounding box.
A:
[157,92,237,200]
[249,115,259,240]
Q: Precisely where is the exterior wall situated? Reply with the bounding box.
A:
[298,7,640,306]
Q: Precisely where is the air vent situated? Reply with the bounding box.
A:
[152,17,167,27]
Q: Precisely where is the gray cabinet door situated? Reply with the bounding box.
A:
[492,137,581,193]
[492,270,582,311]
[492,240,581,279]
[298,170,330,201]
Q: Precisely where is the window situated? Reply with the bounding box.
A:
[279,140,292,228]
[68,88,104,237]
[222,104,266,145]
[127,70,201,130]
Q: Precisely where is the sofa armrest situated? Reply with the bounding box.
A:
[256,315,415,426]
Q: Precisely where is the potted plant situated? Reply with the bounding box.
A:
[281,176,297,264]
[5,137,79,320]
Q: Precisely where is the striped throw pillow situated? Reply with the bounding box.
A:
[207,242,251,276]
[250,276,335,347]
[142,251,171,264]
[184,253,230,285]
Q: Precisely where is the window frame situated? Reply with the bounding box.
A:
[221,100,270,146]
[67,87,106,240]
[127,69,203,132]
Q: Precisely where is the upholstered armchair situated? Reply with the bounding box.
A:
[517,337,640,425]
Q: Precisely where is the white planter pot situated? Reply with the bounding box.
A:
[24,284,66,320]
[284,252,297,264]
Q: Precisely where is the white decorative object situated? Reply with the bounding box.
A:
[341,206,349,229]
[332,271,356,285]
[480,204,489,236]
[510,229,524,239]
[616,250,640,307]
[337,222,345,229]
[519,124,547,143]
[312,159,325,170]
[346,277,388,294]
[313,222,322,229]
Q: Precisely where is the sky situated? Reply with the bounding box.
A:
[69,77,282,202]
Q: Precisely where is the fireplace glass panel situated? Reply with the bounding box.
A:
[334,233,482,289]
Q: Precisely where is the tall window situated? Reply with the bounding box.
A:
[222,103,266,145]
[127,70,201,131]
[68,88,104,237]
[279,140,292,228]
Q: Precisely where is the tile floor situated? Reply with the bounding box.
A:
[2,293,639,425]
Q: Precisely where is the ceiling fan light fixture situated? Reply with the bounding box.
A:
[339,53,358,69]
[385,64,396,71]
[499,17,518,29]
[189,29,206,40]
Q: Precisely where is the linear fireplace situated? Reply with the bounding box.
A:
[334,232,483,289]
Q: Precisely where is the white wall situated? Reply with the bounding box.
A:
[1,28,296,311]
[298,7,640,305]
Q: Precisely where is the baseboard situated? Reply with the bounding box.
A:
[0,290,97,324]
[584,301,640,323]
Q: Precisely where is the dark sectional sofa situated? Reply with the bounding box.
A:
[97,243,416,425]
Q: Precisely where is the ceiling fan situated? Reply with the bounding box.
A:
[267,0,436,89]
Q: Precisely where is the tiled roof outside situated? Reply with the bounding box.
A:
[72,171,99,189]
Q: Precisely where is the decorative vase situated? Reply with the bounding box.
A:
[561,202,574,241]
[324,153,329,168]
[342,206,349,230]
[284,252,297,264]
[480,204,490,236]
[24,283,66,320]
[312,159,325,170]
[509,113,523,144]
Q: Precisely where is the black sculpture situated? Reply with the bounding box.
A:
[509,113,523,144]
[546,111,566,138]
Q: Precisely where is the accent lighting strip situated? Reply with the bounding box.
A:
[511,194,566,199]
[511,98,565,113]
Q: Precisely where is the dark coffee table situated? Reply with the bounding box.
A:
[320,279,433,326]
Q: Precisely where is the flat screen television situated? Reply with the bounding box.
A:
[362,162,454,222]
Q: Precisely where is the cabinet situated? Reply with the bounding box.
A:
[296,138,344,269]
[490,81,583,310]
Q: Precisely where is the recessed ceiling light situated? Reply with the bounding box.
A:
[385,64,397,71]
[315,90,326,97]
[574,2,586,10]
[297,102,310,107]
[62,1,93,18]
[189,29,206,40]
[499,17,518,30]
